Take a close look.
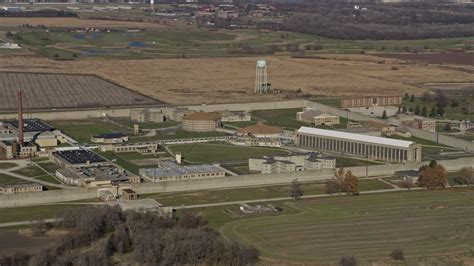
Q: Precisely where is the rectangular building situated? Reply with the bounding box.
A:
[0,183,43,194]
[140,161,225,182]
[249,152,336,174]
[56,165,140,187]
[296,108,339,126]
[341,95,402,108]
[51,149,107,167]
[296,127,421,163]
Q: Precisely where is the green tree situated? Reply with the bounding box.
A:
[414,105,421,115]
[382,110,388,119]
[402,106,407,113]
[429,106,437,117]
[409,94,415,102]
[421,106,428,117]
[437,106,444,117]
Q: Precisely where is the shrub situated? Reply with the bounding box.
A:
[390,248,405,261]
[340,255,357,266]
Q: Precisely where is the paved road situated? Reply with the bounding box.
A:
[0,218,61,228]
[173,187,425,209]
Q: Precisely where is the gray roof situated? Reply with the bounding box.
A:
[142,161,223,178]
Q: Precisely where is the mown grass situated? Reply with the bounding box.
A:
[12,166,46,178]
[220,189,474,263]
[0,174,28,185]
[251,108,310,130]
[142,179,392,207]
[167,143,288,163]
[49,120,129,144]
[0,162,17,169]
[0,204,81,224]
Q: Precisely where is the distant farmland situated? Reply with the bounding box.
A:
[0,72,161,112]
[221,190,474,264]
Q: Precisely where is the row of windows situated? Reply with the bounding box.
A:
[298,134,409,161]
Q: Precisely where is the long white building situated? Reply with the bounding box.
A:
[296,127,421,163]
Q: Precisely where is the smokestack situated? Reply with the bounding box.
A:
[17,91,24,145]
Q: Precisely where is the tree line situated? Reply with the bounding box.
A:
[0,206,259,266]
[259,2,474,40]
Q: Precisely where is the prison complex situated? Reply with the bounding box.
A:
[296,127,421,163]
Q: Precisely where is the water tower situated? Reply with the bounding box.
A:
[255,60,269,94]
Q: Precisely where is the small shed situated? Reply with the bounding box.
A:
[122,188,139,201]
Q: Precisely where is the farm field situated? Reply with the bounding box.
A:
[377,52,474,66]
[143,179,392,206]
[167,143,288,163]
[1,54,474,105]
[220,189,474,264]
[0,72,159,112]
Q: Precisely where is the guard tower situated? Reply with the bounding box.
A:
[255,60,269,94]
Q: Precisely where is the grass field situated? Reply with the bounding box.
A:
[0,162,17,169]
[143,179,392,206]
[98,152,152,175]
[0,204,81,224]
[167,143,288,163]
[251,108,309,130]
[0,174,28,185]
[49,119,130,144]
[12,166,46,178]
[220,189,474,264]
[334,156,382,168]
[130,129,228,142]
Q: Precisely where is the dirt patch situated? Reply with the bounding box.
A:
[376,52,474,66]
[0,71,160,112]
[0,229,57,256]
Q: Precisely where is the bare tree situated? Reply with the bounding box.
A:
[291,179,303,200]
[454,167,473,187]
[401,178,415,190]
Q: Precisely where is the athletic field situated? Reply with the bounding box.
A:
[220,190,474,264]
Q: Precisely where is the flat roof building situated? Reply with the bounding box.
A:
[296,108,340,126]
[51,149,106,167]
[140,161,225,182]
[91,132,129,144]
[249,152,336,174]
[56,165,140,187]
[296,126,421,163]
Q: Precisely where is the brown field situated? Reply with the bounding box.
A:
[0,72,159,111]
[0,54,473,105]
[376,52,474,66]
[0,17,166,28]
